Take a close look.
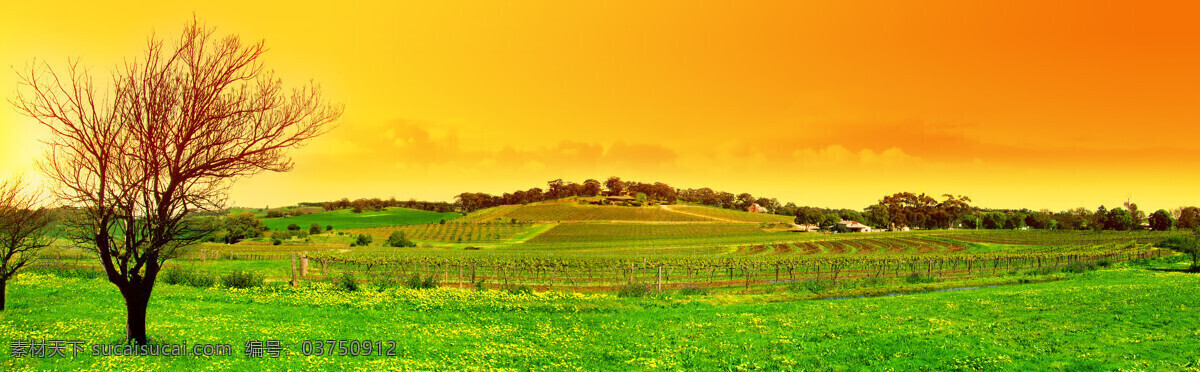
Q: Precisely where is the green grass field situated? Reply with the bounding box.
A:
[257,207,462,231]
[15,202,1199,370]
[1,257,1196,370]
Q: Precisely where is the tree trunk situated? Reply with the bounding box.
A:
[123,291,151,345]
[0,279,7,311]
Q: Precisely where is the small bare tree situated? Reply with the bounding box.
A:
[0,176,54,311]
[12,18,342,344]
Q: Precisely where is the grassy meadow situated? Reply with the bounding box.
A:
[8,200,1199,370]
[1,257,1197,370]
[256,207,462,231]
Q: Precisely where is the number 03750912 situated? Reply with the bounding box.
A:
[300,340,398,357]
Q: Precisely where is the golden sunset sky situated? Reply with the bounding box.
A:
[2,1,1198,211]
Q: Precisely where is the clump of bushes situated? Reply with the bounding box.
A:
[1063,261,1099,274]
[404,274,439,289]
[860,276,890,287]
[162,267,216,287]
[905,273,939,284]
[386,231,416,247]
[503,284,533,295]
[32,266,103,279]
[287,223,301,231]
[271,230,307,241]
[355,234,373,247]
[616,283,652,298]
[677,285,710,296]
[789,280,834,294]
[220,270,264,289]
[336,272,359,292]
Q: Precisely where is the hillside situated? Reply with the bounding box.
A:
[257,207,461,231]
[459,200,797,224]
[663,204,795,223]
[459,201,709,223]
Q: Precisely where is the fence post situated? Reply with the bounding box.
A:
[656,265,663,291]
[290,253,297,287]
[745,266,751,290]
[300,252,309,277]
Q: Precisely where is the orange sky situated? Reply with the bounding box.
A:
[2,1,1199,211]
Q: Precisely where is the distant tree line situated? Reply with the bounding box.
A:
[316,197,456,213]
[297,177,1200,233]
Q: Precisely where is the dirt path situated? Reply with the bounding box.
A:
[659,205,757,224]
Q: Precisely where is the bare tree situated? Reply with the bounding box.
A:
[11,18,342,344]
[0,176,54,311]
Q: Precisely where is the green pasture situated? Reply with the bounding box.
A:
[257,207,462,231]
[1,257,1196,370]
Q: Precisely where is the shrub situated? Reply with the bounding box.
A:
[336,272,359,292]
[678,286,710,296]
[371,276,399,291]
[861,276,890,287]
[1097,258,1114,267]
[272,239,282,246]
[265,210,284,218]
[789,280,833,294]
[287,223,300,231]
[905,273,939,284]
[188,272,216,287]
[386,231,416,247]
[402,274,439,289]
[1063,261,1098,273]
[162,266,189,285]
[309,223,321,234]
[33,266,103,279]
[422,275,440,289]
[439,219,446,225]
[355,234,373,246]
[161,267,215,287]
[220,270,264,288]
[325,225,333,231]
[503,284,533,295]
[616,283,652,298]
[463,246,481,250]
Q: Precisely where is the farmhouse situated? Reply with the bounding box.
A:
[837,220,872,233]
[790,223,819,232]
[747,203,770,213]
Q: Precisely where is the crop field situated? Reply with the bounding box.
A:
[665,204,796,223]
[346,222,544,244]
[456,202,711,223]
[257,207,462,231]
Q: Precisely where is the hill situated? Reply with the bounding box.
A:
[663,204,795,223]
[459,200,797,224]
[257,207,461,231]
[459,201,709,223]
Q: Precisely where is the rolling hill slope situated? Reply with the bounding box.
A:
[257,207,461,231]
